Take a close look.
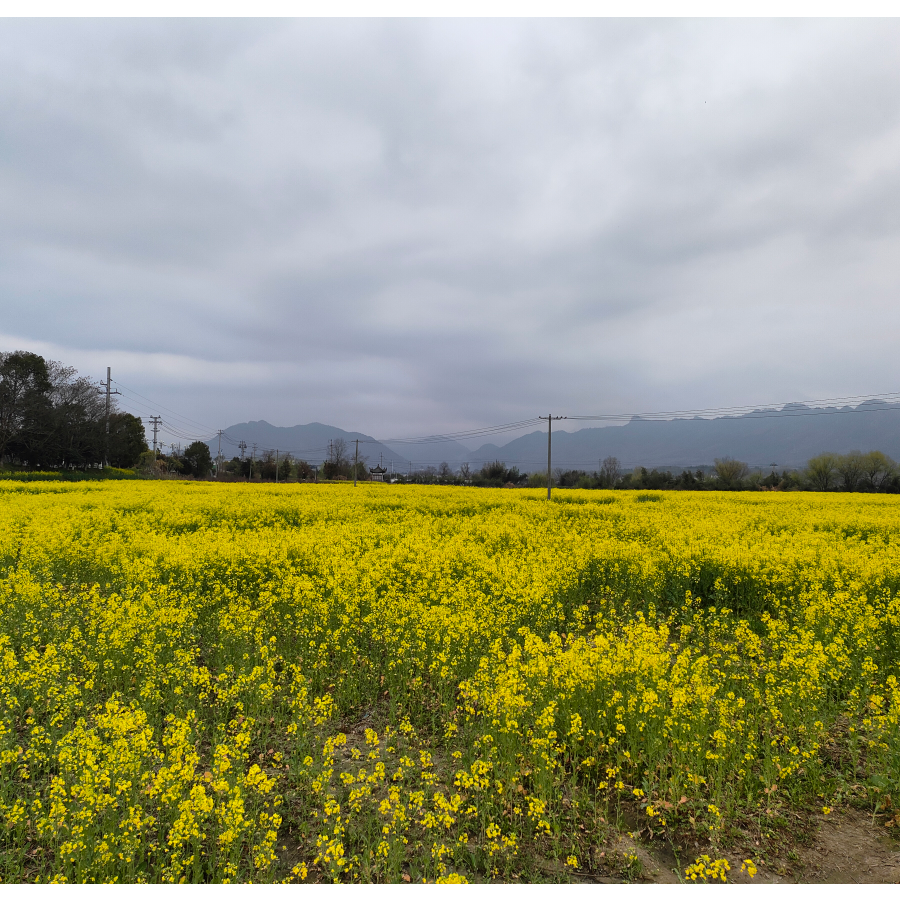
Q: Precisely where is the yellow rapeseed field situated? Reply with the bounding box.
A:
[1,481,898,882]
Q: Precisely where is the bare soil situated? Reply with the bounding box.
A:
[633,809,900,884]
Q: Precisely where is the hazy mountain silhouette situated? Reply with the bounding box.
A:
[464,401,900,471]
[209,421,407,472]
[214,401,900,474]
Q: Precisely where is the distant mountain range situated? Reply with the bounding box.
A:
[211,400,900,474]
[209,421,410,475]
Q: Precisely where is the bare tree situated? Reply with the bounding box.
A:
[328,437,348,468]
[458,462,471,483]
[600,456,621,488]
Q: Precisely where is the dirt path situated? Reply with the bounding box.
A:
[632,809,900,883]
[787,809,900,884]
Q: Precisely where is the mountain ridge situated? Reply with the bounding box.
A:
[210,401,900,473]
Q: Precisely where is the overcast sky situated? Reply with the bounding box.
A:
[2,18,899,444]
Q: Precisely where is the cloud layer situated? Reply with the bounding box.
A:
[2,19,899,444]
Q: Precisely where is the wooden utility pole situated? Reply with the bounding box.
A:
[539,414,567,500]
[275,448,279,483]
[353,438,359,486]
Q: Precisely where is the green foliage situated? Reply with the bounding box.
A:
[713,457,749,489]
[805,453,839,491]
[0,349,147,470]
[181,442,213,478]
[805,450,897,492]
[108,413,149,468]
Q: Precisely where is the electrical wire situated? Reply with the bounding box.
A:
[108,380,900,465]
[568,391,900,422]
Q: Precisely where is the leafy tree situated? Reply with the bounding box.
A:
[0,351,53,463]
[278,453,293,481]
[862,450,896,491]
[137,450,160,475]
[108,413,148,468]
[834,451,864,491]
[805,453,839,491]
[45,362,106,468]
[474,460,524,486]
[351,455,369,481]
[182,441,213,478]
[714,457,749,489]
[296,459,313,480]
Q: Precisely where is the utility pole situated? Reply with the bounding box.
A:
[149,415,162,459]
[96,367,120,468]
[275,448,279,483]
[539,414,567,500]
[103,367,111,468]
[353,438,359,486]
[216,430,224,479]
[250,443,257,481]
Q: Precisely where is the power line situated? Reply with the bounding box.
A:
[106,379,900,470]
[111,379,216,434]
[568,391,900,423]
[370,418,543,445]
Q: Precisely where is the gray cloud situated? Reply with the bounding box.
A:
[2,19,899,445]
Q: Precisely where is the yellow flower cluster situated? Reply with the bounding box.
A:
[0,481,898,882]
[685,854,730,882]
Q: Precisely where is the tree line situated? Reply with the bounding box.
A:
[0,351,147,469]
[350,453,900,492]
[5,349,897,491]
[477,452,899,492]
